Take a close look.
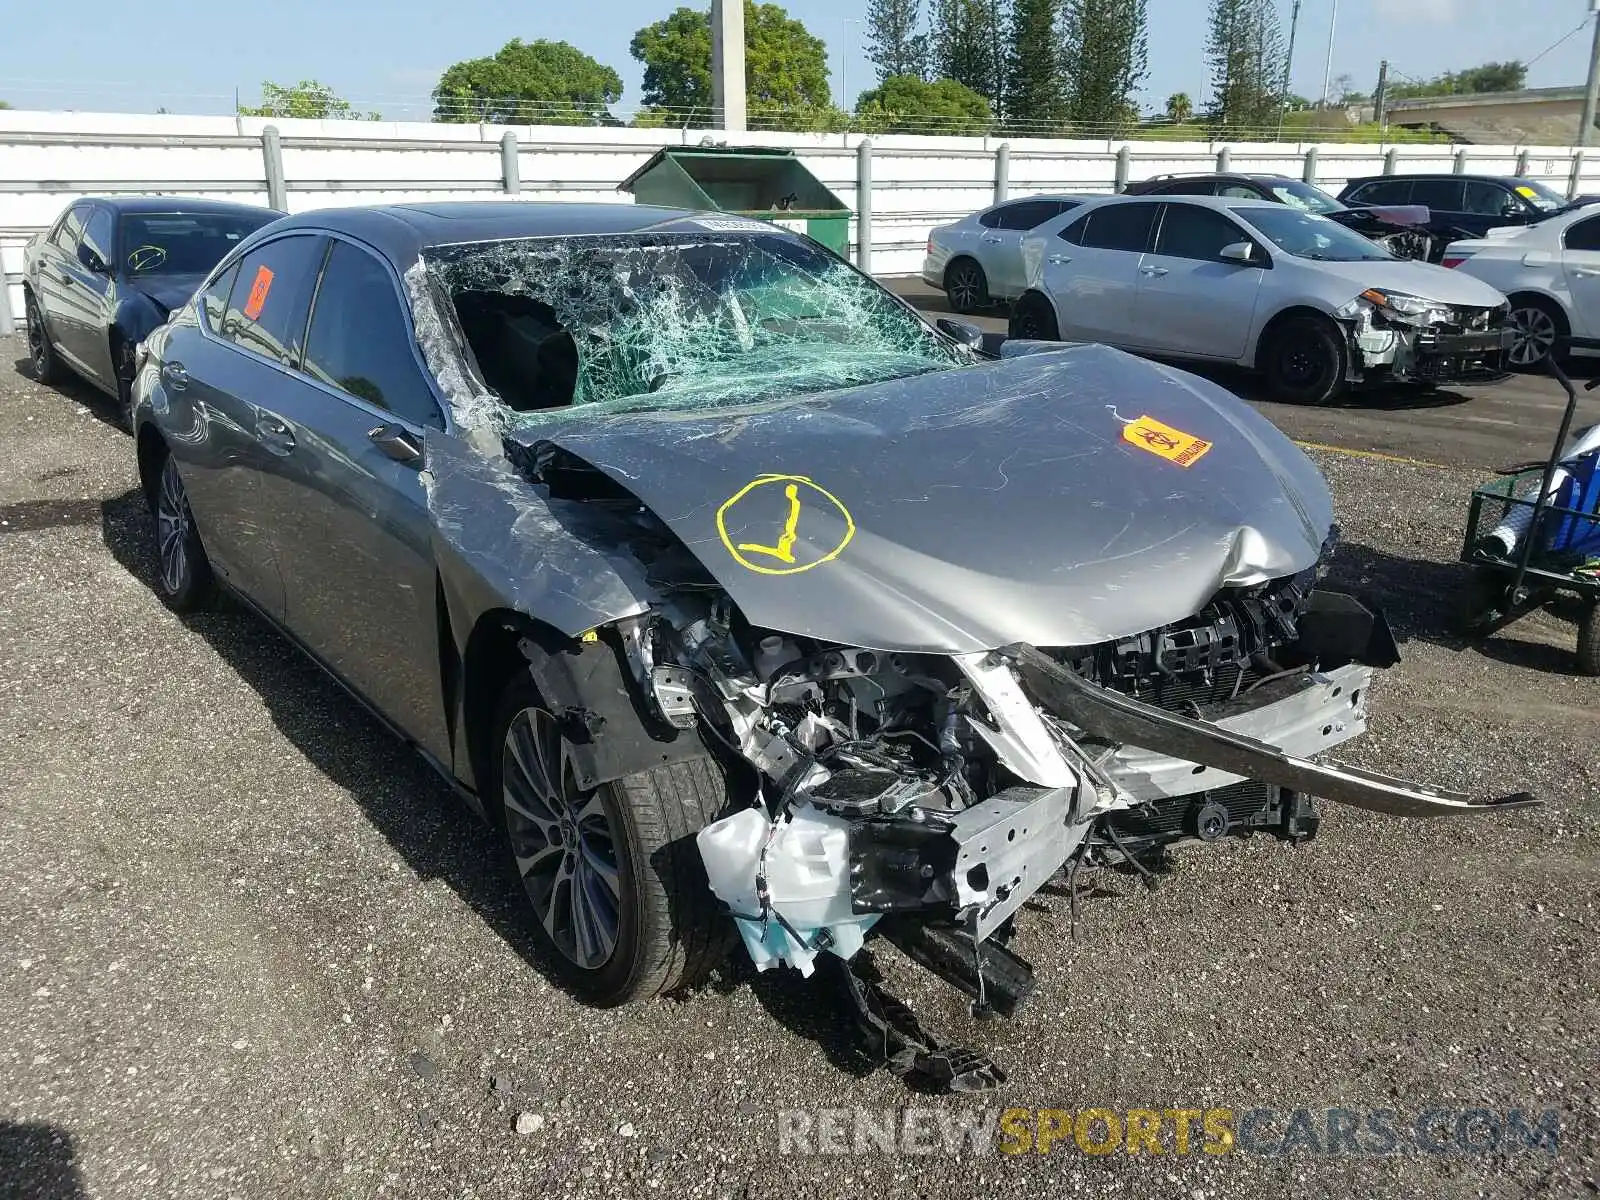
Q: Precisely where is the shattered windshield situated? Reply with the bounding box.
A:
[426,230,967,420]
[1267,180,1344,215]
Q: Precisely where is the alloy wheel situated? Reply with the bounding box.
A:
[26,301,48,375]
[947,263,982,311]
[1508,306,1558,367]
[155,458,193,597]
[502,707,622,970]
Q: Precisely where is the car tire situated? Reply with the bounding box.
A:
[113,336,137,431]
[1261,315,1348,406]
[490,673,734,1006]
[25,292,62,385]
[1578,603,1600,677]
[151,452,216,613]
[944,258,990,314]
[1009,292,1060,341]
[1506,295,1566,372]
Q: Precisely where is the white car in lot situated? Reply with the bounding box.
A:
[923,194,1095,312]
[1441,204,1600,369]
[1008,194,1513,404]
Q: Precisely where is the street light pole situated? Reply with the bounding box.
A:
[1320,0,1340,108]
[1580,0,1600,147]
[1278,0,1303,139]
[841,19,860,112]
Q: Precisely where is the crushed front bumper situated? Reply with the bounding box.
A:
[1351,317,1514,386]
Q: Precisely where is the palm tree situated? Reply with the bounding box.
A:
[1165,91,1193,123]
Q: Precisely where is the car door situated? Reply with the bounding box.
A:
[1135,203,1267,360]
[1043,201,1157,346]
[1411,178,1474,238]
[166,233,327,617]
[1561,213,1600,338]
[978,199,1068,296]
[69,204,119,385]
[252,236,452,761]
[34,204,94,372]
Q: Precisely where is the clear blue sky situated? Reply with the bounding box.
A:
[0,0,1593,118]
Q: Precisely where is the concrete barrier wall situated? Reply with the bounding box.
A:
[4,108,1599,333]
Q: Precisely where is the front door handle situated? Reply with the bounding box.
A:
[58,273,75,286]
[255,414,296,456]
[368,422,422,464]
[160,361,189,390]
[1046,254,1071,265]
[1140,266,1169,277]
[1575,268,1600,278]
[982,236,1005,245]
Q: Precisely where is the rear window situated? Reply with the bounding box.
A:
[1410,179,1465,210]
[220,234,327,367]
[120,211,276,277]
[1349,179,1412,206]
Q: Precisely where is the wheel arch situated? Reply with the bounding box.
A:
[1252,304,1346,370]
[1504,289,1571,329]
[942,253,986,291]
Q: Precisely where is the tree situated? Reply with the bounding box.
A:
[1006,0,1063,131]
[930,0,1006,113]
[866,0,928,82]
[0,101,11,110]
[856,74,991,134]
[630,2,830,122]
[432,39,623,124]
[1389,60,1527,100]
[1203,0,1283,131]
[1060,0,1147,131]
[1165,92,1192,123]
[238,80,379,121]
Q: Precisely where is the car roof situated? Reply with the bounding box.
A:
[254,201,731,263]
[1085,193,1279,212]
[79,196,281,217]
[1344,173,1540,185]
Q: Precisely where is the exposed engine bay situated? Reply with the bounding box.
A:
[1340,292,1515,386]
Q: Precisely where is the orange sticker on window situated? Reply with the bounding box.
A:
[1123,415,1213,467]
[242,264,274,321]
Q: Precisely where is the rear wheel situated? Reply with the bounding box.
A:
[490,674,733,1006]
[25,292,62,385]
[1009,292,1060,341]
[1506,295,1566,372]
[1261,315,1348,406]
[944,258,989,314]
[152,453,215,612]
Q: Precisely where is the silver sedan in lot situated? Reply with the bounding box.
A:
[922,193,1095,312]
[1008,194,1514,404]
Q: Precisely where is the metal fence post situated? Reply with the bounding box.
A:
[261,126,287,212]
[1114,145,1131,192]
[856,139,873,275]
[1570,150,1586,200]
[993,142,1010,205]
[501,131,521,194]
[1383,147,1398,175]
[1515,148,1530,177]
[1453,148,1469,174]
[1302,145,1319,185]
[1216,145,1231,173]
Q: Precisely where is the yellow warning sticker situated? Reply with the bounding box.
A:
[715,474,856,575]
[1122,415,1214,468]
[1516,186,1538,199]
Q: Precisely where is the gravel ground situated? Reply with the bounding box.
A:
[1,334,1596,1199]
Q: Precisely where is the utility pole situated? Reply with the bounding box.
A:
[1278,0,1303,139]
[841,18,861,112]
[1374,59,1389,132]
[1581,0,1600,148]
[1320,0,1340,109]
[712,0,747,133]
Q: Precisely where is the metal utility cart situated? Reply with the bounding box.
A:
[1458,345,1600,675]
[618,146,853,257]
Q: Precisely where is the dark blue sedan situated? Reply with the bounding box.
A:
[23,196,281,425]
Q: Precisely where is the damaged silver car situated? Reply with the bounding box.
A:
[130,201,1535,1090]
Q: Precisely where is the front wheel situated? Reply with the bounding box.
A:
[114,337,137,431]
[25,293,62,385]
[1261,315,1348,406]
[490,675,733,1006]
[1009,292,1060,341]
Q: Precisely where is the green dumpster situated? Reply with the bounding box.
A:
[618,146,852,258]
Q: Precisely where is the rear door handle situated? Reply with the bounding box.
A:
[1574,268,1600,278]
[1046,254,1071,265]
[58,273,74,285]
[982,236,1005,244]
[255,413,296,456]
[1140,266,1169,277]
[160,361,189,390]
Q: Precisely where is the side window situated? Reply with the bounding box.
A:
[977,206,1005,229]
[221,235,327,367]
[1154,204,1251,261]
[1564,215,1600,252]
[1218,183,1260,199]
[1351,179,1412,206]
[1463,180,1515,216]
[1410,179,1464,211]
[51,205,88,253]
[199,262,240,333]
[1078,203,1158,253]
[1059,213,1088,245]
[1154,180,1219,196]
[81,207,115,268]
[302,240,443,429]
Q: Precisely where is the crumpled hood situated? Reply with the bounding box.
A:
[126,272,206,317]
[504,344,1336,653]
[1311,257,1508,307]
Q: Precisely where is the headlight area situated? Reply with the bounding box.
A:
[1335,290,1513,386]
[620,564,1532,1094]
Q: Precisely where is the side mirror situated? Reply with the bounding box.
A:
[77,244,108,274]
[936,316,986,349]
[1220,241,1256,264]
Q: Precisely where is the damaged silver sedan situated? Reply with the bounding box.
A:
[130,201,1535,1090]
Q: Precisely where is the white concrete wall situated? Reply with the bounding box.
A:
[4,108,1600,332]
